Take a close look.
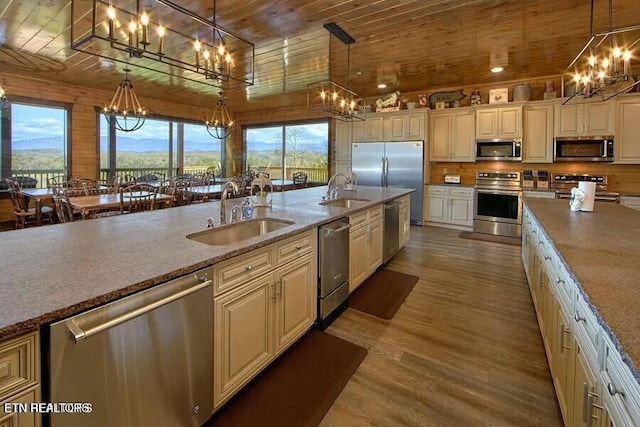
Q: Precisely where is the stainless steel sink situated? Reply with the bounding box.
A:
[318,197,371,208]
[186,218,294,246]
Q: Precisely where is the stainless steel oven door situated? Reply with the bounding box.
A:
[474,188,522,224]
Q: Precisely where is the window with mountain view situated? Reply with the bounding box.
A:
[245,121,329,182]
[0,101,69,188]
[99,115,223,181]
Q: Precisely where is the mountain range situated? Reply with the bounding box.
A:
[13,136,326,152]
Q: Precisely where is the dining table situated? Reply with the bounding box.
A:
[66,192,174,219]
[183,184,225,201]
[269,179,296,191]
[19,188,54,226]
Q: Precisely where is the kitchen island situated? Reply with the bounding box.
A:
[522,198,640,425]
[0,185,411,339]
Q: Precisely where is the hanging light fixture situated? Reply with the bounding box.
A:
[0,86,8,104]
[70,0,254,90]
[564,0,640,103]
[206,92,234,139]
[307,22,365,122]
[103,68,147,132]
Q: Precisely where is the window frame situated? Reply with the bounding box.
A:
[1,95,72,185]
[243,118,330,182]
[97,109,225,180]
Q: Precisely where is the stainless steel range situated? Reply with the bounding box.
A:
[474,171,523,238]
[551,173,620,202]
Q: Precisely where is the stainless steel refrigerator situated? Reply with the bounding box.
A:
[352,141,424,225]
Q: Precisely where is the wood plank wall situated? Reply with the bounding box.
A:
[429,162,640,194]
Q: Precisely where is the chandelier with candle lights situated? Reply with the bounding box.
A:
[70,0,254,90]
[564,0,640,103]
[307,23,365,122]
[103,68,147,132]
[206,92,234,139]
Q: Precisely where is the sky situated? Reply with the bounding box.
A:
[11,104,66,142]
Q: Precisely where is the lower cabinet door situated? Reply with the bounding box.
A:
[213,275,274,408]
[572,341,600,427]
[0,387,40,427]
[274,254,316,355]
[349,226,369,292]
[367,219,383,273]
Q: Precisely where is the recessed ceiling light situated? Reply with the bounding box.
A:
[491,66,504,73]
[100,59,114,67]
[377,83,387,89]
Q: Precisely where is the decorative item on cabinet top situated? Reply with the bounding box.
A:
[489,88,508,104]
[428,89,466,109]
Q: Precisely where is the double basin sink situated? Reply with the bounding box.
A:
[186,197,371,247]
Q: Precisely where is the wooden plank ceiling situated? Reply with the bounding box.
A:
[0,0,639,115]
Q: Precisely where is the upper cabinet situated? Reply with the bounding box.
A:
[353,116,384,142]
[522,103,554,163]
[384,112,425,141]
[429,108,475,162]
[615,95,640,164]
[554,100,615,137]
[475,105,523,140]
[335,120,353,162]
[352,110,427,142]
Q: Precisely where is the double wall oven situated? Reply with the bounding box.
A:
[474,171,522,238]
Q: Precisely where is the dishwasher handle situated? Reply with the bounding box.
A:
[324,223,351,233]
[66,275,213,343]
[385,202,399,209]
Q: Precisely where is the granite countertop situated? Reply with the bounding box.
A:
[0,186,412,339]
[523,197,640,381]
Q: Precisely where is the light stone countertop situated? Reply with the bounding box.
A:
[524,197,640,382]
[0,186,412,339]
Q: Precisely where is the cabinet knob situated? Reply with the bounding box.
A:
[574,312,586,323]
[295,245,301,250]
[245,265,253,271]
[607,382,625,397]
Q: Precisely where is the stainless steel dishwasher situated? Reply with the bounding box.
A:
[48,269,213,427]
[383,200,400,264]
[317,218,350,329]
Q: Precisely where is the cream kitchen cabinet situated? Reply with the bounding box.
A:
[353,116,384,142]
[555,100,615,137]
[523,103,554,163]
[213,230,317,409]
[385,111,425,141]
[620,196,640,210]
[0,330,40,427]
[614,96,640,163]
[424,185,474,229]
[335,119,353,163]
[475,105,523,140]
[398,194,410,249]
[522,205,640,427]
[428,109,475,162]
[349,205,383,292]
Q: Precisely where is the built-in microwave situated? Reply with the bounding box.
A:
[554,136,614,162]
[475,139,522,161]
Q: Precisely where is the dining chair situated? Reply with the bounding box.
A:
[5,178,54,228]
[52,192,75,223]
[120,184,158,213]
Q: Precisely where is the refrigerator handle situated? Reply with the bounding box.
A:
[384,157,389,187]
[381,157,385,187]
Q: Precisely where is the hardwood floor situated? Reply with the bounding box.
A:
[321,226,563,427]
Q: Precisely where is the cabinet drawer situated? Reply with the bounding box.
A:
[0,331,38,401]
[349,211,368,228]
[275,229,315,266]
[449,188,473,197]
[368,205,383,222]
[214,247,275,294]
[398,195,410,208]
[427,186,448,195]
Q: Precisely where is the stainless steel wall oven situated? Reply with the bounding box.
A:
[473,171,522,238]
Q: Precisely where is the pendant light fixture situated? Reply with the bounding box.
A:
[307,22,365,121]
[205,91,234,139]
[564,0,640,103]
[103,68,147,132]
[0,86,8,104]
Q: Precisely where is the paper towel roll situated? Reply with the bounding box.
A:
[579,181,596,212]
